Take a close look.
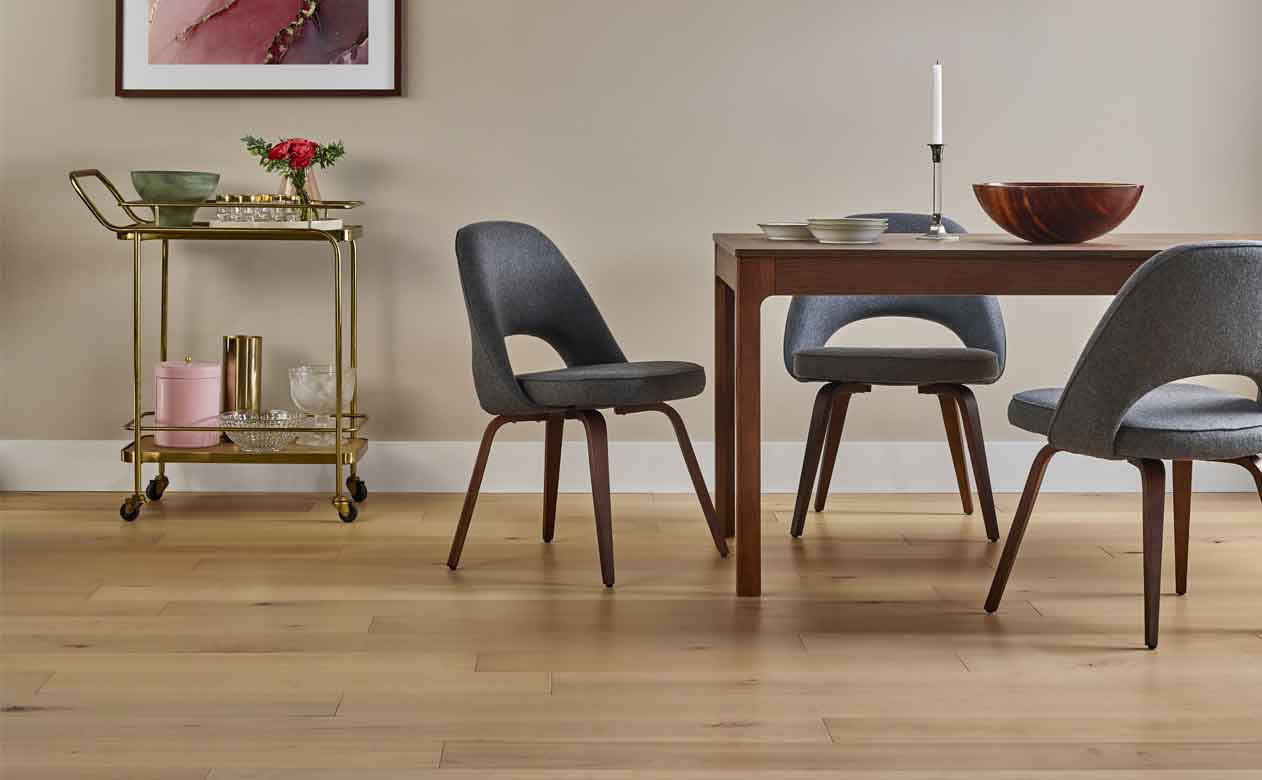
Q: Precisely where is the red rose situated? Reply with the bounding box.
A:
[267,140,292,161]
[287,139,318,170]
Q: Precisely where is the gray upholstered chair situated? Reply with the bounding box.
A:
[447,221,727,587]
[784,213,1006,540]
[986,240,1262,649]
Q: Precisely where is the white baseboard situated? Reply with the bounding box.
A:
[1,439,1258,494]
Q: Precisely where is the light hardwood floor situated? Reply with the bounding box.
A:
[2,489,1261,778]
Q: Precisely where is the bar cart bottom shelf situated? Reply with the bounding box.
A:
[122,436,367,465]
[119,436,369,523]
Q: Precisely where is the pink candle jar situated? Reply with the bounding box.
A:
[154,358,222,448]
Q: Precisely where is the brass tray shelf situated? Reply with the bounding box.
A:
[124,411,369,435]
[123,437,368,466]
[71,169,371,523]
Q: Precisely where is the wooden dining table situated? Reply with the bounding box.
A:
[713,231,1262,596]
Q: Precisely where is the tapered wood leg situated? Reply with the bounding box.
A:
[577,410,615,588]
[448,416,518,569]
[1220,455,1262,503]
[986,444,1057,613]
[936,394,974,516]
[814,387,867,513]
[923,385,998,541]
[792,384,839,538]
[735,260,772,596]
[542,414,564,543]
[715,275,736,538]
[616,403,728,557]
[1172,460,1191,596]
[1135,458,1166,649]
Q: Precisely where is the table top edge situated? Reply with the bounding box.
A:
[713,232,1262,257]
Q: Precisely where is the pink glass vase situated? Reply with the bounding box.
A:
[281,169,322,221]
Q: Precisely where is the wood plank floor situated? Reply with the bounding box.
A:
[2,489,1262,778]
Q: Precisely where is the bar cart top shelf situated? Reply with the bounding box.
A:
[70,168,364,242]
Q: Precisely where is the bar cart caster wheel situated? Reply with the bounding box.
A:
[145,475,170,502]
[334,497,358,523]
[347,476,368,503]
[120,495,144,522]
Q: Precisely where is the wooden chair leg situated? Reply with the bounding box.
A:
[1173,460,1192,596]
[813,390,854,513]
[448,415,520,569]
[614,403,727,556]
[923,385,998,541]
[1219,455,1262,503]
[986,444,1057,613]
[936,394,974,516]
[628,403,729,557]
[1135,458,1166,650]
[542,414,564,543]
[791,383,840,538]
[577,410,615,587]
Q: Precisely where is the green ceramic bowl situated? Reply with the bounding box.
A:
[130,170,220,227]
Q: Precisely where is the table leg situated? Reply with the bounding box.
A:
[735,261,771,597]
[714,276,735,538]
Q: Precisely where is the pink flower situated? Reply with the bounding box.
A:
[287,139,318,170]
[267,140,292,161]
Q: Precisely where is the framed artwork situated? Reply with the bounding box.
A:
[116,0,402,97]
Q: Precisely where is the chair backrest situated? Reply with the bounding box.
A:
[455,221,626,415]
[782,213,1006,379]
[1047,241,1262,457]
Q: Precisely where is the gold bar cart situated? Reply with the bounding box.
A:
[70,170,369,523]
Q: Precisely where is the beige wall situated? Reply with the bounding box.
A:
[3,0,1260,444]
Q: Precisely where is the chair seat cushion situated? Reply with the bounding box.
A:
[792,346,1000,386]
[517,361,705,409]
[1009,383,1262,460]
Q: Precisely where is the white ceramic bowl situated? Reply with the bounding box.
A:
[806,220,887,244]
[758,221,813,241]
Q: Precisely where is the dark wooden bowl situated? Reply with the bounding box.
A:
[972,182,1143,243]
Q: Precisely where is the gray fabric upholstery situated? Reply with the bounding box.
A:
[793,346,1000,385]
[1041,241,1262,459]
[783,213,1006,385]
[518,361,705,409]
[1012,383,1262,460]
[456,221,704,414]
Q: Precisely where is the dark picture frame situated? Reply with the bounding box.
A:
[116,0,402,97]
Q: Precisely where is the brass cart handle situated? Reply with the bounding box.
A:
[69,169,151,233]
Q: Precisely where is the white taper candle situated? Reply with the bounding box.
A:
[931,61,943,145]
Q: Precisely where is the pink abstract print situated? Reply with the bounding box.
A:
[147,0,369,65]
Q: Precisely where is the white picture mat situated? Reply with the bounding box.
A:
[121,0,397,91]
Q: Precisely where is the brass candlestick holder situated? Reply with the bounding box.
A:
[917,143,958,241]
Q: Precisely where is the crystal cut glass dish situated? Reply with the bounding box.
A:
[218,410,301,453]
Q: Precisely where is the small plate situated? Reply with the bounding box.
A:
[759,222,813,241]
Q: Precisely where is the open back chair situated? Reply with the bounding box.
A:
[448,221,727,587]
[987,240,1262,648]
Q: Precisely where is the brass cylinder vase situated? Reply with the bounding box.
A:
[221,335,263,413]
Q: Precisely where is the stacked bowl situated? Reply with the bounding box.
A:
[806,217,888,244]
